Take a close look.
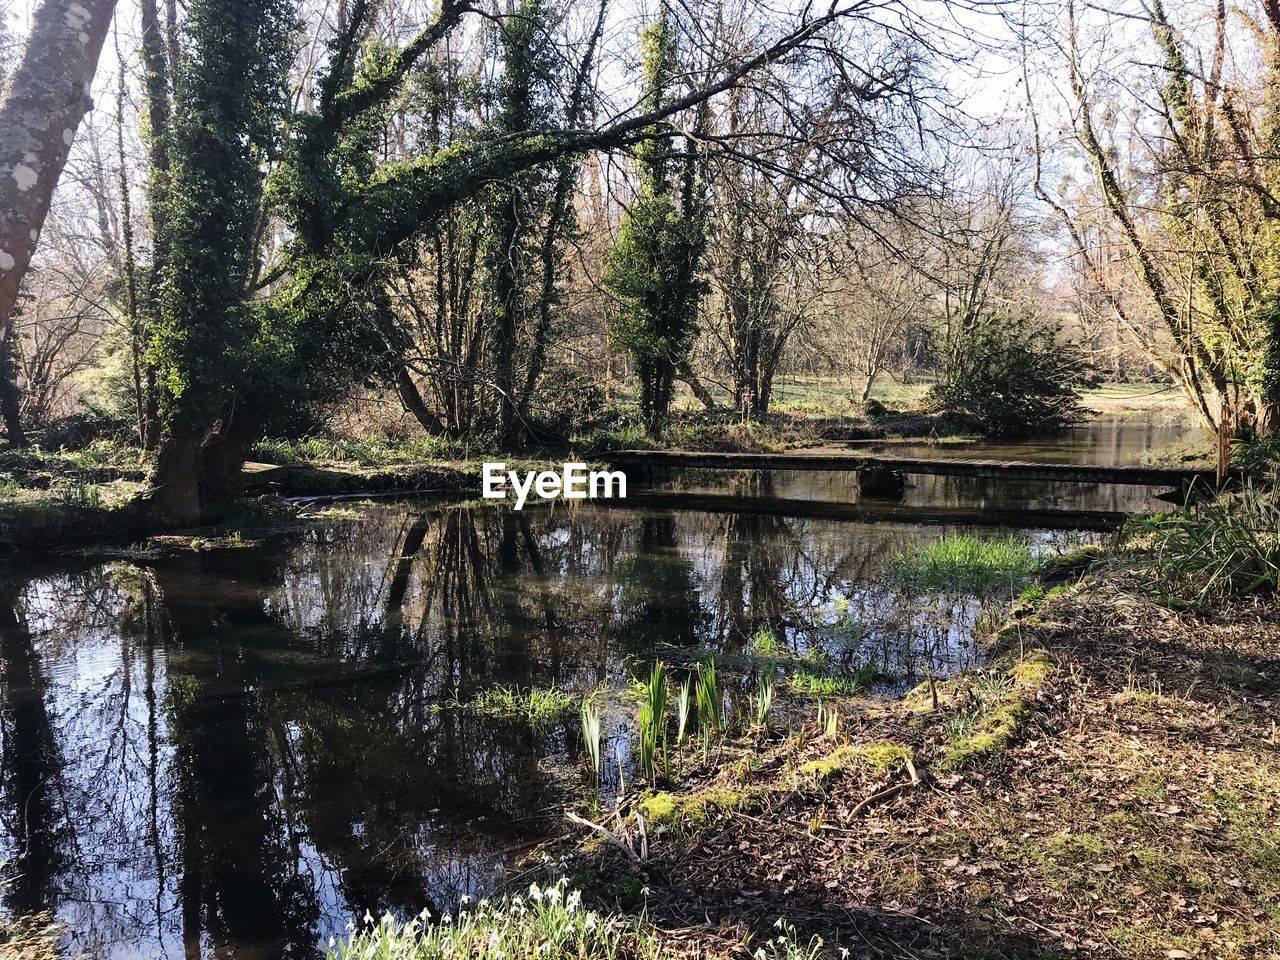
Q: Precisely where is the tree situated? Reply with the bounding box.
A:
[1036,0,1280,435]
[0,0,119,342]
[603,7,708,436]
[134,0,878,525]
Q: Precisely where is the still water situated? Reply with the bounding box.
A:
[0,413,1196,958]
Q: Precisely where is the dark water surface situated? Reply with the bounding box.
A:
[0,413,1195,958]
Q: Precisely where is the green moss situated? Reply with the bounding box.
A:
[639,788,746,831]
[941,651,1055,770]
[798,742,911,781]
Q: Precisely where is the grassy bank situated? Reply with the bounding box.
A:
[328,511,1279,960]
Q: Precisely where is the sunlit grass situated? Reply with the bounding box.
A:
[885,535,1038,594]
[788,666,870,698]
[252,436,460,466]
[466,685,577,729]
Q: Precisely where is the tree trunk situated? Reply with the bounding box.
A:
[0,335,27,445]
[676,361,716,410]
[0,0,119,339]
[138,418,253,529]
[396,366,447,435]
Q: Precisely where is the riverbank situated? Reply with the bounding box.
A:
[329,546,1280,960]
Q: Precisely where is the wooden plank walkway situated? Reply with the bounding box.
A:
[607,449,1220,488]
[598,491,1127,531]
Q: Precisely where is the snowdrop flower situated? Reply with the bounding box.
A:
[346,919,356,933]
[363,909,373,925]
[640,886,650,897]
[529,882,543,902]
[544,884,562,904]
[585,912,599,931]
[442,913,452,925]
[328,936,336,948]
[460,894,472,905]
[840,949,850,959]
[566,890,582,911]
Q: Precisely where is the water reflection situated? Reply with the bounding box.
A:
[0,492,1095,957]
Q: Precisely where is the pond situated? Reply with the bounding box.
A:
[0,412,1196,958]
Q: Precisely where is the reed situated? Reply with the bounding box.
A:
[637,662,668,782]
[816,700,839,738]
[675,679,692,745]
[580,699,602,785]
[695,658,721,732]
[753,670,774,727]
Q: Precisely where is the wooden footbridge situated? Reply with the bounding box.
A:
[606,449,1224,489]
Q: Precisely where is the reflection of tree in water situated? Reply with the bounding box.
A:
[156,557,323,958]
[612,517,707,656]
[0,581,70,916]
[0,502,1037,956]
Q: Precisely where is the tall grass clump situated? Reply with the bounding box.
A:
[1124,483,1280,606]
[886,535,1037,594]
[636,662,668,782]
[328,880,652,960]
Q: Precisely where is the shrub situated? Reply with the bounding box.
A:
[1122,484,1280,605]
[928,317,1085,437]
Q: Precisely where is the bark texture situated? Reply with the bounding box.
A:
[0,0,118,338]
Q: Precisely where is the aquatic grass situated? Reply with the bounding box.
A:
[886,535,1038,595]
[636,662,668,782]
[468,685,577,729]
[1122,483,1280,606]
[788,665,871,698]
[55,479,103,508]
[328,880,653,960]
[750,627,780,656]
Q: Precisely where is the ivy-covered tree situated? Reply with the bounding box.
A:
[604,8,708,437]
[136,0,850,527]
[141,0,297,527]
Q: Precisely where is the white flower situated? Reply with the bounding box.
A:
[640,886,650,897]
[840,950,850,959]
[363,910,373,925]
[529,882,543,902]
[585,912,599,930]
[460,894,472,905]
[545,885,562,904]
[442,913,452,925]
[328,936,336,948]
[566,890,582,912]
